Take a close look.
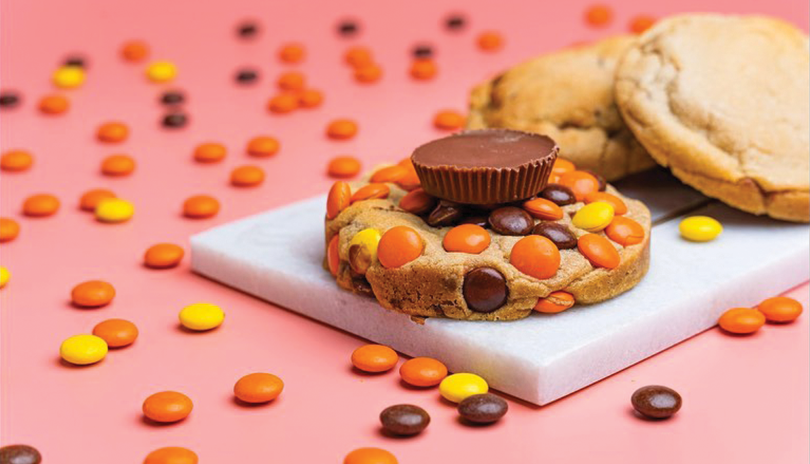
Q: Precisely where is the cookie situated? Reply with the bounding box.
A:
[468,36,655,181]
[615,14,810,223]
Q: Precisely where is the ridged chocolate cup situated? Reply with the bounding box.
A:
[411,129,558,205]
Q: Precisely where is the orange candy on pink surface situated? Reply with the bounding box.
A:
[298,89,324,108]
[233,373,284,404]
[378,226,423,269]
[351,344,398,373]
[350,183,389,203]
[558,171,600,202]
[410,59,437,80]
[142,391,193,423]
[534,291,575,314]
[578,234,620,269]
[629,15,656,34]
[1,149,34,172]
[605,217,645,247]
[327,156,362,178]
[97,122,129,143]
[22,194,60,217]
[477,31,503,51]
[433,110,465,130]
[399,357,448,387]
[183,195,220,219]
[326,119,358,140]
[230,165,265,187]
[0,217,20,242]
[101,154,136,176]
[327,181,352,219]
[370,165,408,183]
[757,297,803,323]
[80,189,116,211]
[267,93,299,114]
[718,308,766,334]
[193,142,227,163]
[345,47,374,68]
[585,4,613,27]
[523,198,563,220]
[121,40,150,62]
[71,280,116,307]
[93,318,139,348]
[39,94,70,114]
[354,64,383,83]
[443,224,490,254]
[399,188,436,215]
[144,447,198,464]
[509,235,560,280]
[277,71,306,91]
[144,243,185,269]
[246,136,280,157]
[279,43,306,63]
[344,448,398,464]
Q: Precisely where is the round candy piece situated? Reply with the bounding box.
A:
[97,121,129,143]
[377,226,423,269]
[52,66,85,89]
[489,206,534,236]
[144,447,198,464]
[246,136,280,157]
[144,243,184,269]
[328,156,361,178]
[585,192,627,215]
[551,158,576,176]
[183,195,220,219]
[443,224,490,254]
[327,181,352,219]
[101,154,136,176]
[344,448,398,464]
[92,319,139,348]
[433,110,465,130]
[327,235,340,276]
[458,393,508,424]
[121,40,149,62]
[351,344,398,373]
[348,228,382,275]
[80,189,116,212]
[539,183,577,206]
[585,4,613,27]
[278,43,306,63]
[95,198,134,223]
[523,198,563,220]
[0,267,10,288]
[60,334,108,365]
[142,391,193,423]
[298,89,323,108]
[267,93,298,113]
[680,216,723,242]
[757,296,803,323]
[399,188,436,215]
[39,94,69,114]
[477,31,503,51]
[354,63,383,83]
[399,357,447,387]
[146,61,178,83]
[344,46,374,67]
[427,201,464,227]
[370,166,408,184]
[22,194,60,217]
[410,59,437,80]
[277,71,306,91]
[631,385,682,419]
[231,165,265,187]
[605,216,645,246]
[71,280,116,307]
[558,171,600,201]
[193,142,226,163]
[379,404,430,436]
[0,217,20,242]
[718,308,765,334]
[0,444,42,464]
[532,222,577,249]
[350,183,389,203]
[534,291,575,313]
[1,149,34,171]
[162,112,188,128]
[572,201,614,232]
[233,373,284,404]
[179,303,224,331]
[509,235,561,279]
[577,234,620,269]
[439,373,489,403]
[326,119,358,140]
[463,267,508,313]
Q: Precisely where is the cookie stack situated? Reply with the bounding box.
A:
[469,14,810,223]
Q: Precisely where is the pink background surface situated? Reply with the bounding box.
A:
[1,0,808,462]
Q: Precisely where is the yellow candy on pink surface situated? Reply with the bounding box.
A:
[439,373,488,403]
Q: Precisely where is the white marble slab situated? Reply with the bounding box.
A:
[190,173,809,405]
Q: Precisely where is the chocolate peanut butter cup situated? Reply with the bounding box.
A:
[411,129,558,205]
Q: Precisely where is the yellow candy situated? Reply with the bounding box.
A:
[52,66,85,89]
[60,334,108,365]
[146,61,177,83]
[679,216,723,242]
[95,198,134,223]
[179,303,225,331]
[439,373,488,403]
[572,201,615,232]
[0,266,9,288]
[348,228,381,275]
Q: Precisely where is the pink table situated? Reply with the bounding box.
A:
[1,0,808,462]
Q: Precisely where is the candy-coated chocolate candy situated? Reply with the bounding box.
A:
[298,89,324,108]
[399,188,436,215]
[351,344,398,373]
[458,393,508,424]
[443,224,490,254]
[558,171,600,201]
[233,373,284,403]
[399,357,447,387]
[0,92,20,108]
[277,71,306,91]
[144,243,184,269]
[629,15,656,34]
[278,43,305,63]
[327,235,340,276]
[348,229,382,275]
[237,21,259,38]
[578,234,620,269]
[326,119,358,140]
[146,61,178,83]
[52,66,85,89]
[60,334,108,365]
[38,94,69,114]
[439,373,488,403]
[427,201,464,227]
[509,235,561,279]
[1,149,34,171]
[377,226,423,268]
[0,217,20,242]
[370,166,408,183]
[183,195,220,219]
[327,181,352,220]
[344,46,374,67]
[0,444,42,464]
[246,136,280,157]
[328,156,361,178]
[179,303,224,331]
[605,217,645,246]
[477,31,503,51]
[160,90,185,105]
[121,40,149,62]
[531,222,577,249]
[142,391,193,423]
[433,110,465,130]
[354,63,383,83]
[79,189,116,212]
[551,158,576,176]
[489,206,534,236]
[0,267,10,288]
[459,215,489,228]
[718,308,765,334]
[379,404,430,436]
[757,296,803,323]
[71,280,116,307]
[523,198,563,220]
[96,121,129,143]
[95,198,134,223]
[585,4,613,27]
[101,154,136,176]
[344,448,398,464]
[631,385,682,419]
[144,447,198,464]
[193,142,226,163]
[162,112,188,128]
[92,319,138,348]
[267,93,298,113]
[338,20,360,37]
[22,194,60,217]
[410,59,437,80]
[534,291,575,313]
[679,216,722,242]
[463,267,508,313]
[585,192,627,215]
[572,201,614,232]
[395,166,421,191]
[230,165,265,187]
[350,183,389,203]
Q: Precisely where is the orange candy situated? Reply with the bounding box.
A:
[410,59,437,80]
[443,224,490,254]
[327,156,362,178]
[399,188,436,215]
[298,89,324,108]
[267,93,299,113]
[354,63,383,83]
[585,192,627,215]
[101,154,136,176]
[327,119,358,140]
[277,71,306,91]
[344,448,398,464]
[551,158,576,176]
[22,194,60,217]
[629,15,655,34]
[585,4,613,27]
[0,217,20,242]
[477,31,503,51]
[395,168,421,191]
[193,143,227,163]
[183,195,220,219]
[1,149,34,172]
[121,40,150,62]
[246,136,280,157]
[605,217,645,246]
[71,280,116,307]
[327,235,340,276]
[523,198,563,220]
[558,171,600,201]
[142,391,193,423]
[345,47,374,68]
[231,165,265,187]
[144,447,198,464]
[510,235,561,280]
[399,357,448,387]
[433,110,465,130]
[377,226,423,269]
[93,318,139,348]
[350,183,389,203]
[80,189,116,212]
[757,296,803,323]
[279,43,305,63]
[351,344,398,373]
[97,122,129,143]
[233,373,284,404]
[718,308,766,334]
[370,166,408,183]
[534,291,576,314]
[144,243,185,269]
[578,234,620,269]
[327,181,352,219]
[39,94,69,114]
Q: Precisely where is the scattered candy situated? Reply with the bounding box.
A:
[532,222,577,249]
[354,63,383,83]
[0,91,20,108]
[445,13,467,31]
[237,21,259,39]
[142,391,193,423]
[679,216,723,242]
[572,201,615,232]
[337,19,359,37]
[235,68,258,84]
[179,303,225,331]
[22,194,60,217]
[410,59,437,80]
[718,308,766,334]
[551,158,576,176]
[523,198,563,221]
[327,181,352,219]
[398,188,436,215]
[246,136,280,157]
[350,183,389,203]
[60,334,108,365]
[144,243,185,269]
[558,170,599,201]
[183,195,220,219]
[231,165,265,187]
[631,385,682,419]
[38,94,69,114]
[605,216,645,246]
[162,112,188,128]
[146,61,178,83]
[344,448,398,464]
[144,447,198,464]
[412,44,433,59]
[345,46,374,68]
[267,93,299,113]
[348,228,381,275]
[277,71,306,91]
[629,15,656,33]
[193,142,227,163]
[97,121,129,143]
[489,206,534,235]
[477,31,503,51]
[379,404,430,436]
[757,296,803,323]
[52,66,85,89]
[121,40,149,62]
[0,217,20,242]
[0,267,9,288]
[327,156,362,178]
[370,166,407,184]
[578,233,620,269]
[71,280,116,307]
[0,444,42,464]
[298,88,324,108]
[1,149,33,172]
[92,318,139,348]
[443,224,490,254]
[457,393,508,424]
[585,4,613,27]
[233,373,284,404]
[160,90,185,105]
[399,357,447,387]
[279,43,306,63]
[326,119,358,140]
[351,344,398,373]
[534,291,576,313]
[439,373,489,403]
[509,235,561,279]
[433,110,465,130]
[80,188,116,212]
[377,226,423,268]
[95,198,135,223]
[101,154,136,176]
[64,56,86,68]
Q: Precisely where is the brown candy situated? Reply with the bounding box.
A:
[532,222,577,249]
[459,215,489,228]
[0,445,42,464]
[458,393,508,424]
[379,404,430,436]
[427,201,464,227]
[463,267,508,313]
[348,244,372,275]
[631,385,682,419]
[488,206,534,236]
[539,184,576,206]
